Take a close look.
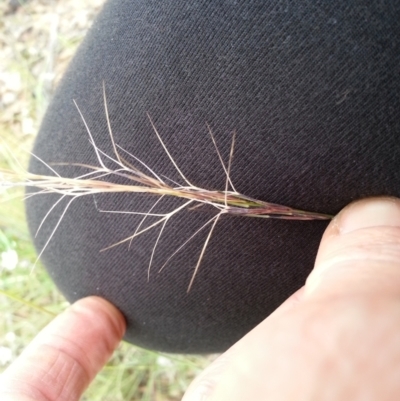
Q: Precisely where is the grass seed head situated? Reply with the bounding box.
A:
[1,85,332,290]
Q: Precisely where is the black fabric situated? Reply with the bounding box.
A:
[26,0,400,353]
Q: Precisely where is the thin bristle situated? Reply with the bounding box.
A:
[102,81,122,166]
[187,213,221,293]
[73,99,107,170]
[147,113,196,188]
[206,123,237,194]
[158,212,224,274]
[129,195,165,250]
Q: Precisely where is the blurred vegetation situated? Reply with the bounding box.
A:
[0,1,210,399]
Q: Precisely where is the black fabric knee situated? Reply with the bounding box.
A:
[26,0,400,353]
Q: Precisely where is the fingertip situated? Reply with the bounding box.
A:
[70,296,127,339]
[322,196,400,238]
[306,196,400,299]
[336,197,400,234]
[0,296,127,401]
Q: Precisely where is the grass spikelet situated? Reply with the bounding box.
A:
[0,84,333,291]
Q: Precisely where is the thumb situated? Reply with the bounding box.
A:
[305,197,400,300]
[182,197,400,401]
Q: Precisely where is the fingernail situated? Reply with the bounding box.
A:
[338,197,400,235]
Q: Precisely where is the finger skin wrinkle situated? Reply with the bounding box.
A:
[1,377,55,401]
[0,297,126,401]
[0,343,88,401]
[40,333,95,379]
[321,240,400,267]
[309,228,400,294]
[33,342,90,400]
[317,227,400,265]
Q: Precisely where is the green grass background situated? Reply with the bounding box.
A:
[0,1,211,399]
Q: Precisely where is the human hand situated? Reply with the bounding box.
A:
[183,197,400,401]
[0,296,126,401]
[3,198,399,401]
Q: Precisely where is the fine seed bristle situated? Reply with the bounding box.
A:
[148,219,168,281]
[31,196,79,273]
[206,123,238,195]
[187,213,221,293]
[147,113,196,188]
[73,99,107,170]
[158,212,224,275]
[35,194,67,237]
[129,195,165,250]
[102,81,122,166]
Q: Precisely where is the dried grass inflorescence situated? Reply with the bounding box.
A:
[1,84,332,291]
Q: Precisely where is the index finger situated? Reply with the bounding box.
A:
[0,296,126,401]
